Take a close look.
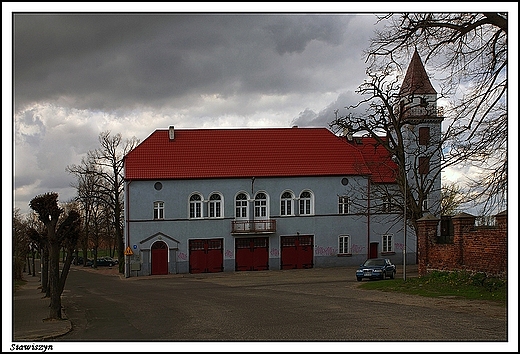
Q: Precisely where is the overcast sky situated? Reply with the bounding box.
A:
[7,4,517,218]
[4,4,518,352]
[8,9,389,215]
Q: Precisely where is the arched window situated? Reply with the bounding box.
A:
[280,191,294,216]
[208,193,223,218]
[299,190,314,215]
[235,193,249,219]
[189,194,203,219]
[254,192,269,219]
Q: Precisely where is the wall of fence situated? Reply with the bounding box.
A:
[417,211,507,277]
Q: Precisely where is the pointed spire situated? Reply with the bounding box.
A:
[399,49,436,96]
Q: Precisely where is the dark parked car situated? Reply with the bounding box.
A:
[356,258,396,281]
[92,257,116,267]
[73,256,93,267]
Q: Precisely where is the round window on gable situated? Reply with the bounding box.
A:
[341,178,349,186]
[154,182,163,191]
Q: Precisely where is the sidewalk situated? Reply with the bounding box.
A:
[12,271,72,341]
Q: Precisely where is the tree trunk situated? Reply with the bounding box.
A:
[13,256,24,280]
[48,242,62,320]
[32,252,37,277]
[59,247,75,294]
[27,256,32,275]
[116,224,124,273]
[41,246,50,296]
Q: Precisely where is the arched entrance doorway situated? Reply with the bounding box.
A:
[151,241,168,275]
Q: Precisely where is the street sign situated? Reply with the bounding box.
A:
[124,246,134,256]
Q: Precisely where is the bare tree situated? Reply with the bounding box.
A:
[68,157,102,267]
[29,192,81,320]
[13,208,30,281]
[364,13,507,214]
[441,182,465,216]
[68,131,139,273]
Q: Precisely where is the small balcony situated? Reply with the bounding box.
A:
[398,106,444,118]
[231,219,276,234]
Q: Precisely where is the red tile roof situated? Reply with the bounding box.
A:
[124,127,396,183]
[353,137,398,183]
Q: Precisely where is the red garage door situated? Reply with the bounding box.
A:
[281,235,314,270]
[189,238,223,274]
[235,237,269,271]
[151,241,169,275]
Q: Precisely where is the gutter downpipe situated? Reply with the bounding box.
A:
[367,177,370,260]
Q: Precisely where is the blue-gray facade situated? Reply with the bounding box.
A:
[124,174,414,276]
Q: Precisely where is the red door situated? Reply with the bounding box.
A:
[151,241,168,275]
[235,237,269,271]
[189,239,223,274]
[369,242,379,259]
[281,235,314,269]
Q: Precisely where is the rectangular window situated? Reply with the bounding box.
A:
[154,201,164,220]
[419,157,430,175]
[422,195,428,211]
[419,127,430,146]
[339,235,350,254]
[338,196,350,214]
[382,197,392,213]
[382,234,393,253]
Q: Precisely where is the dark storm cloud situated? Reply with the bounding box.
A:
[11,12,381,215]
[14,14,358,112]
[290,91,364,128]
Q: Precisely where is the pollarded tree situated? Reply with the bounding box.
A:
[365,12,507,214]
[29,192,81,320]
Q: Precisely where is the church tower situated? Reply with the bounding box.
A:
[399,50,444,217]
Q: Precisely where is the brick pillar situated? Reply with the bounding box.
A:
[495,210,507,229]
[451,212,475,268]
[417,214,439,277]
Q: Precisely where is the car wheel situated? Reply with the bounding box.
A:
[381,271,386,280]
[357,277,362,282]
[390,271,395,279]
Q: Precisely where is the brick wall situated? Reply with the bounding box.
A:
[417,211,507,277]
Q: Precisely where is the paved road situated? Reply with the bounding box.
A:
[55,265,507,344]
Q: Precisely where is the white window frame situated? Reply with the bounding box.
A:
[254,192,269,219]
[338,196,350,214]
[422,194,428,212]
[299,190,314,216]
[338,235,350,254]
[154,201,164,220]
[382,234,394,253]
[235,192,249,220]
[280,190,294,216]
[189,193,203,219]
[208,192,223,219]
[382,196,392,213]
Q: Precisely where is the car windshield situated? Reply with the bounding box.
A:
[363,259,385,266]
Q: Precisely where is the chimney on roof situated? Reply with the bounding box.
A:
[343,126,353,142]
[169,126,175,140]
